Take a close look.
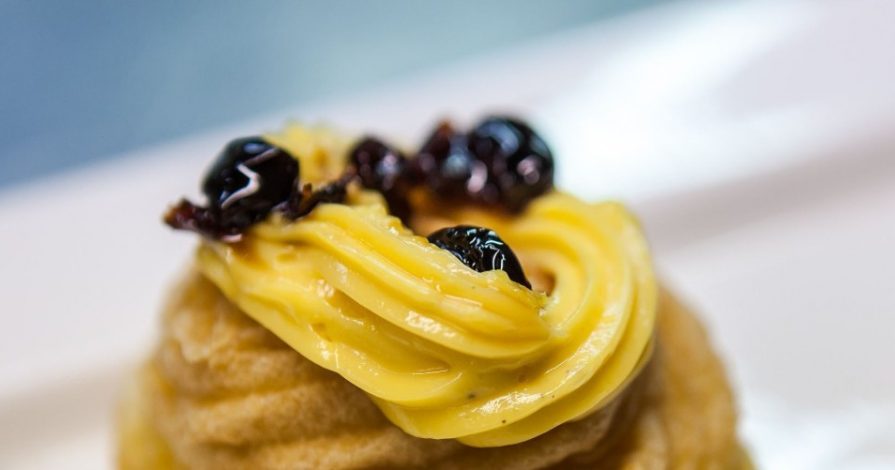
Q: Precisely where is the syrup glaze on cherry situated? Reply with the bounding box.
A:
[468,117,554,212]
[411,117,554,210]
[164,136,347,241]
[427,225,531,288]
[202,137,298,230]
[347,137,412,220]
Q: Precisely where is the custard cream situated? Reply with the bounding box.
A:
[194,125,657,447]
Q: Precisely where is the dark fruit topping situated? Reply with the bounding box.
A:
[350,137,407,194]
[413,117,553,211]
[348,138,412,221]
[282,174,351,221]
[166,136,304,241]
[164,199,242,241]
[417,123,480,199]
[427,225,531,288]
[469,116,554,211]
[165,116,553,251]
[202,137,299,230]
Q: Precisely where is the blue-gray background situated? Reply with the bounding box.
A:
[0,0,668,188]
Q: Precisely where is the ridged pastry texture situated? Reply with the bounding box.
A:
[118,272,747,469]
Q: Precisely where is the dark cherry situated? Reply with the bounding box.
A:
[417,123,487,200]
[166,116,555,242]
[348,137,413,220]
[427,225,531,288]
[202,137,299,230]
[349,137,407,193]
[164,199,241,241]
[415,122,453,179]
[469,116,554,211]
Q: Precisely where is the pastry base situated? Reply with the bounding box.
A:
[118,272,749,469]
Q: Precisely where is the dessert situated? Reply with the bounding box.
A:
[118,118,749,468]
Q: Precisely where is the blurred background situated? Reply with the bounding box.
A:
[1,0,666,188]
[2,0,895,468]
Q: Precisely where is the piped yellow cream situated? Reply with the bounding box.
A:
[194,125,658,447]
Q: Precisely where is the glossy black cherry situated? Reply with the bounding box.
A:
[348,137,413,220]
[416,123,489,201]
[469,116,554,211]
[349,137,407,193]
[427,225,531,288]
[201,137,299,230]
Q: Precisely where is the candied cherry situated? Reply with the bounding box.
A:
[469,116,554,211]
[427,225,531,288]
[417,123,486,200]
[348,137,413,220]
[202,137,299,230]
[349,137,408,193]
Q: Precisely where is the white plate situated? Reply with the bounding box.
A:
[2,0,894,468]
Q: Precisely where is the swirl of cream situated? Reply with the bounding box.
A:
[196,179,656,446]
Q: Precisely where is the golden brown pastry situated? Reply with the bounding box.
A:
[118,119,748,469]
